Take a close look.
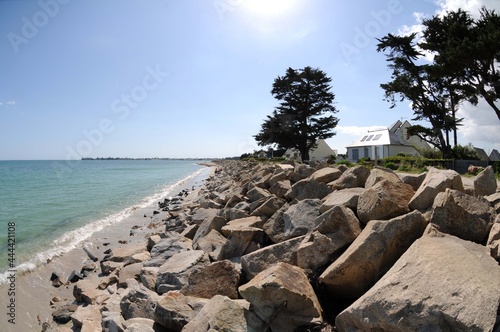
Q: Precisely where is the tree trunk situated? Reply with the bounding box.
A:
[452,107,458,147]
[300,147,310,162]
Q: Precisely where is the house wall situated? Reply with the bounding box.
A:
[347,145,383,161]
[310,140,336,161]
[385,145,421,157]
[349,144,419,161]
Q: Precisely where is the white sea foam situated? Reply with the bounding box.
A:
[0,167,208,285]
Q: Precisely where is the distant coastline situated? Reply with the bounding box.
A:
[81,157,213,161]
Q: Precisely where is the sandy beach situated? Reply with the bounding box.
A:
[0,166,213,332]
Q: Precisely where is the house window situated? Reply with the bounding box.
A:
[373,134,382,141]
[360,135,368,142]
[352,149,359,161]
[366,135,374,141]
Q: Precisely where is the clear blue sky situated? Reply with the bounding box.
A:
[1,0,499,160]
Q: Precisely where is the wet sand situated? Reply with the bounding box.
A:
[0,166,212,332]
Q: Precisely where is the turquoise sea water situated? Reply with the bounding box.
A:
[0,159,208,283]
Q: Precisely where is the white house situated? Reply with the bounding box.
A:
[346,120,430,162]
[284,139,337,162]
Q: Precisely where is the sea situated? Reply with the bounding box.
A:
[0,159,210,284]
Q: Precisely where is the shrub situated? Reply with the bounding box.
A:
[452,144,480,160]
[397,163,411,172]
[419,148,442,159]
[327,154,337,164]
[384,162,398,170]
[336,160,353,167]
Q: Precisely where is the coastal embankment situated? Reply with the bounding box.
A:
[4,160,500,331]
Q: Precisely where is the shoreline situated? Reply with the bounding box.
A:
[2,161,497,331]
[0,166,213,331]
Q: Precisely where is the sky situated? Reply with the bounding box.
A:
[1,0,499,160]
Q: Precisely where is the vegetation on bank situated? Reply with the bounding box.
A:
[238,149,500,179]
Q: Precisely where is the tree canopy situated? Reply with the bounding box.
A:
[254,66,339,161]
[377,7,500,158]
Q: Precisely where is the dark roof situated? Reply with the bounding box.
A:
[489,149,500,161]
[474,147,489,161]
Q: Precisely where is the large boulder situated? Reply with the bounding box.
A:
[268,169,289,187]
[269,180,292,199]
[139,267,158,291]
[120,283,160,320]
[117,262,143,288]
[221,216,264,233]
[191,208,219,225]
[328,165,370,190]
[193,229,228,261]
[309,167,342,184]
[153,291,208,331]
[320,187,366,214]
[239,262,323,332]
[250,196,286,218]
[182,295,265,332]
[486,192,500,214]
[241,236,305,279]
[314,205,362,241]
[155,250,210,294]
[192,214,227,244]
[70,304,101,329]
[73,278,108,305]
[335,231,500,332]
[399,172,427,191]
[320,211,427,299]
[473,165,497,197]
[220,217,267,259]
[282,199,322,240]
[290,163,315,182]
[107,244,147,263]
[430,189,494,244]
[357,180,415,224]
[246,186,271,202]
[145,234,193,267]
[181,260,240,299]
[487,221,500,262]
[286,178,332,201]
[364,166,402,188]
[408,167,464,211]
[245,205,362,276]
[262,203,290,244]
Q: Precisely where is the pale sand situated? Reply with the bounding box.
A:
[0,166,213,332]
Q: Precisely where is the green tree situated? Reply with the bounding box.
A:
[254,66,339,161]
[377,34,460,157]
[421,7,500,121]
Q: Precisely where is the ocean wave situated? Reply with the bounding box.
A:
[0,167,208,285]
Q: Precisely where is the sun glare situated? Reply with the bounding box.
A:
[240,0,298,18]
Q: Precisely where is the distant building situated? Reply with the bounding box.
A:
[490,149,500,161]
[284,139,336,162]
[346,120,430,162]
